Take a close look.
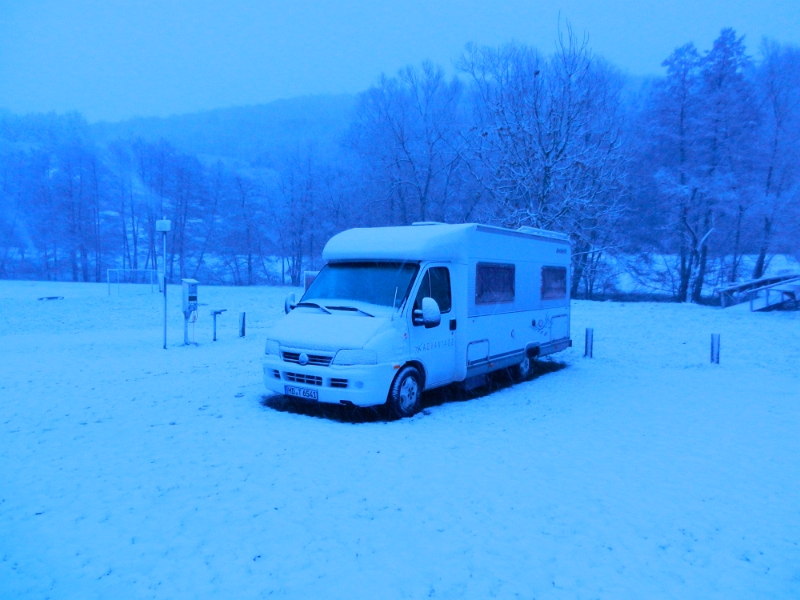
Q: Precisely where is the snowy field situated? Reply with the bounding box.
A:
[1,280,799,599]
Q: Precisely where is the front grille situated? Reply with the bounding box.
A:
[330,378,348,389]
[272,370,280,379]
[284,372,322,386]
[282,351,333,367]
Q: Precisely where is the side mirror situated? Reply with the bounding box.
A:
[284,292,296,314]
[421,297,441,328]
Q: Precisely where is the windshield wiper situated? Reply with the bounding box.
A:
[325,305,375,317]
[296,302,332,314]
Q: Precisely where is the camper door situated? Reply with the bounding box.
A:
[408,264,456,387]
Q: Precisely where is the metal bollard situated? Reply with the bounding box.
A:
[212,309,227,341]
[710,334,720,364]
[239,312,246,337]
[584,328,594,358]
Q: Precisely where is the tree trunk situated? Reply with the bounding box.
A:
[752,216,772,280]
[570,259,584,299]
[80,243,90,282]
[729,204,744,282]
[677,247,693,302]
[691,211,712,303]
[677,202,695,302]
[71,248,79,282]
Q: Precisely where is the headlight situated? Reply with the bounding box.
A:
[332,349,377,366]
[265,339,280,356]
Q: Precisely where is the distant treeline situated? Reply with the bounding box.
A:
[1,27,798,300]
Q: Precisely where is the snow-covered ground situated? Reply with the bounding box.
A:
[1,280,799,599]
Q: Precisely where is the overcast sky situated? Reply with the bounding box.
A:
[1,0,798,122]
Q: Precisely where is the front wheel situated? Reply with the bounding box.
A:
[386,366,422,418]
[509,355,534,383]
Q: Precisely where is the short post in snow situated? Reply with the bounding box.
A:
[710,334,720,364]
[239,312,246,337]
[584,328,594,358]
[212,309,227,341]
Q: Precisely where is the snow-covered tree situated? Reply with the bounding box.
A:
[459,29,629,296]
[751,40,800,278]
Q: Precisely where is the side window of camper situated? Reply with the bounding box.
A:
[541,266,567,300]
[475,263,515,304]
[413,267,451,318]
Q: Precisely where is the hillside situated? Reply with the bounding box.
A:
[91,94,356,164]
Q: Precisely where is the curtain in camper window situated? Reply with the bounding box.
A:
[541,266,567,300]
[475,263,515,304]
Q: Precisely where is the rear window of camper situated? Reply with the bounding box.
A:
[476,263,515,304]
[541,266,567,300]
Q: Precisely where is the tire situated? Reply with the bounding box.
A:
[509,354,533,383]
[386,366,423,418]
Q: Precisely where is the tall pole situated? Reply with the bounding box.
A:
[156,217,171,349]
[163,229,167,349]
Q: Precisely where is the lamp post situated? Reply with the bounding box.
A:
[155,218,171,349]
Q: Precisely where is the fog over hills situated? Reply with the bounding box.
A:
[87,77,649,168]
[91,94,356,165]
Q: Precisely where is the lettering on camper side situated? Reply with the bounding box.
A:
[414,338,455,353]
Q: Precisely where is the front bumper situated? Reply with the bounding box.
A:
[262,356,399,407]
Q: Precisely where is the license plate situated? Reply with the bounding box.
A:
[284,385,319,401]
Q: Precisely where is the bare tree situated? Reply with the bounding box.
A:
[350,62,469,224]
[751,40,800,278]
[459,28,629,295]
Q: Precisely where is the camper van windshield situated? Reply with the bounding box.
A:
[302,262,420,309]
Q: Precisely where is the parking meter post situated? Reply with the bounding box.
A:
[181,279,199,346]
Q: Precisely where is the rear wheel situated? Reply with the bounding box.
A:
[386,366,422,418]
[510,354,533,383]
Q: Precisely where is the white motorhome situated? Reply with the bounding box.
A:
[263,223,572,417]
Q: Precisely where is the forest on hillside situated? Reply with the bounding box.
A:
[1,28,798,301]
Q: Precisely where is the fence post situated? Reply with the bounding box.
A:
[710,334,720,364]
[239,312,246,338]
[584,328,594,358]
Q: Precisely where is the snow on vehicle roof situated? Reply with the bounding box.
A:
[322,223,570,263]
